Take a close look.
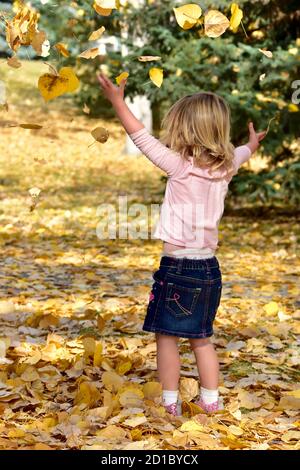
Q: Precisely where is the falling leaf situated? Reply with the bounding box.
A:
[204,10,230,38]
[149,68,163,88]
[259,49,273,58]
[38,66,80,101]
[88,26,105,41]
[116,72,129,86]
[7,56,22,68]
[19,123,43,130]
[93,0,119,16]
[78,47,100,59]
[54,43,70,57]
[28,187,41,198]
[138,56,161,62]
[83,103,91,114]
[173,4,202,30]
[90,127,109,145]
[230,3,243,31]
[32,31,47,56]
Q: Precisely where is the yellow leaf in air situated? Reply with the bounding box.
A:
[93,0,119,16]
[149,68,163,88]
[89,26,105,41]
[263,301,279,316]
[173,4,202,30]
[138,56,161,62]
[259,49,273,58]
[102,370,124,392]
[7,55,21,68]
[78,47,100,59]
[288,103,299,112]
[90,126,109,145]
[54,42,69,57]
[38,67,79,101]
[230,4,243,31]
[83,103,91,114]
[116,71,129,85]
[31,31,47,56]
[204,10,230,38]
[19,123,43,129]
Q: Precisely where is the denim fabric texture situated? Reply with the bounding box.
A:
[143,256,222,338]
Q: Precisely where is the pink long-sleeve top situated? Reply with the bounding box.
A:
[129,127,252,251]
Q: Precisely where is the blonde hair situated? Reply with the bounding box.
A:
[160,92,235,175]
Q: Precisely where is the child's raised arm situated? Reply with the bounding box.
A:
[234,122,267,169]
[97,73,183,177]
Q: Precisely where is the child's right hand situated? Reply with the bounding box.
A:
[97,72,127,105]
[247,122,267,153]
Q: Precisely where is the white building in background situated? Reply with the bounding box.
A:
[96,0,153,155]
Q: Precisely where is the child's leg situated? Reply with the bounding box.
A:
[189,338,219,407]
[156,333,180,406]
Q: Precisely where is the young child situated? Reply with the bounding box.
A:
[97,73,266,416]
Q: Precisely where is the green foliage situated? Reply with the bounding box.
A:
[9,0,300,206]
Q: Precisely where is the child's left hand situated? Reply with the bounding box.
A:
[97,72,127,105]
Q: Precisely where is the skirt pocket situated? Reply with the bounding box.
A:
[165,282,202,318]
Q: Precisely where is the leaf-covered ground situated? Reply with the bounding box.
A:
[0,62,299,450]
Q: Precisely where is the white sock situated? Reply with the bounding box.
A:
[200,387,219,405]
[162,390,179,406]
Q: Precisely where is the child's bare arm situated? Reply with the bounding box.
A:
[234,122,267,169]
[97,73,143,134]
[97,73,183,177]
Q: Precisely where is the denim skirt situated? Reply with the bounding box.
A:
[143,256,222,339]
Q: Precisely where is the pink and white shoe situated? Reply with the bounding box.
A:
[195,398,224,413]
[164,403,178,416]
